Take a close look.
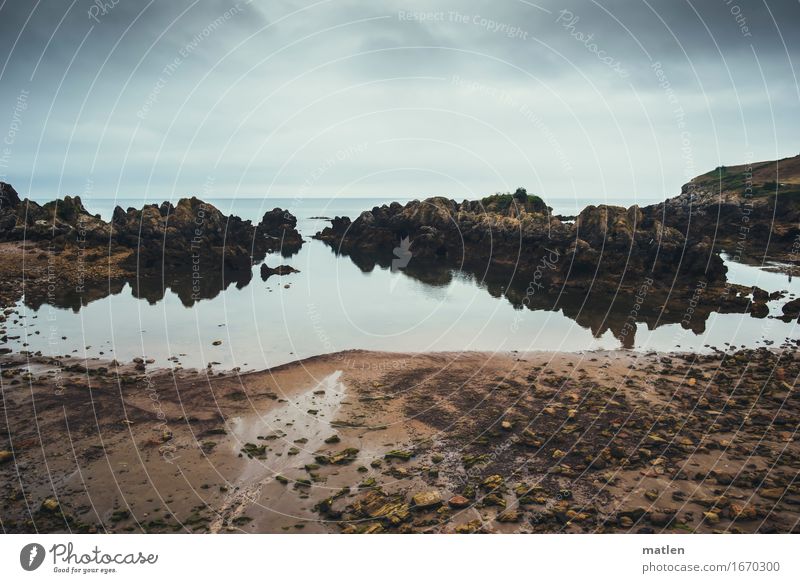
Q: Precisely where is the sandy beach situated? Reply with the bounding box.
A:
[2,347,798,534]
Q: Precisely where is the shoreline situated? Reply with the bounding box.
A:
[2,346,798,534]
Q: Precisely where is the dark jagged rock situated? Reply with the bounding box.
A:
[256,208,304,256]
[782,297,800,319]
[111,197,257,271]
[260,263,299,280]
[0,182,21,210]
[0,189,304,308]
[314,193,724,297]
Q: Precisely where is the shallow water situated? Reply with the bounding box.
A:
[6,198,799,369]
[227,371,345,482]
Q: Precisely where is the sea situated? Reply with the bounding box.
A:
[4,195,798,370]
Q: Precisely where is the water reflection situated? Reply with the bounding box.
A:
[321,243,771,349]
[22,265,255,312]
[7,240,798,369]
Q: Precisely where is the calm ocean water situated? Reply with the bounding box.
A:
[8,195,797,370]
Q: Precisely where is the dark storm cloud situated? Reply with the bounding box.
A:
[0,0,797,202]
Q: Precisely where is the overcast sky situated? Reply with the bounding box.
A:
[0,0,797,204]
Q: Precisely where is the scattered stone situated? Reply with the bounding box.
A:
[482,475,504,490]
[411,491,442,509]
[41,498,60,513]
[448,495,471,509]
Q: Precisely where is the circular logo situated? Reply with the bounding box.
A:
[20,543,46,571]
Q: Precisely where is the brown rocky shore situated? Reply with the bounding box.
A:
[1,347,798,534]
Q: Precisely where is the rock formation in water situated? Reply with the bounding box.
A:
[316,156,800,291]
[314,191,724,297]
[260,263,299,280]
[0,185,304,307]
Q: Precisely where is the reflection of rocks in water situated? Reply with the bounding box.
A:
[22,265,254,312]
[23,278,127,313]
[260,263,299,281]
[0,188,304,310]
[319,240,760,348]
[131,266,254,307]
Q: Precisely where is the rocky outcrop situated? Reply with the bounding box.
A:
[0,182,21,210]
[314,193,724,297]
[0,186,304,308]
[643,155,800,261]
[257,208,304,256]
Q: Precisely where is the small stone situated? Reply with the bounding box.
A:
[455,519,482,534]
[0,450,13,464]
[448,495,470,509]
[703,511,720,524]
[497,509,520,522]
[759,487,785,499]
[212,340,222,346]
[412,491,442,509]
[727,503,757,521]
[482,474,504,490]
[500,420,513,431]
[41,498,60,513]
[649,511,674,527]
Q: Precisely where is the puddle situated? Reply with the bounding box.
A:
[721,252,800,296]
[226,371,345,481]
[208,371,348,531]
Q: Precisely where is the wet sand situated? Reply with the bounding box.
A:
[1,347,799,533]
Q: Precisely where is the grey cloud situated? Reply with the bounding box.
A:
[0,0,797,201]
